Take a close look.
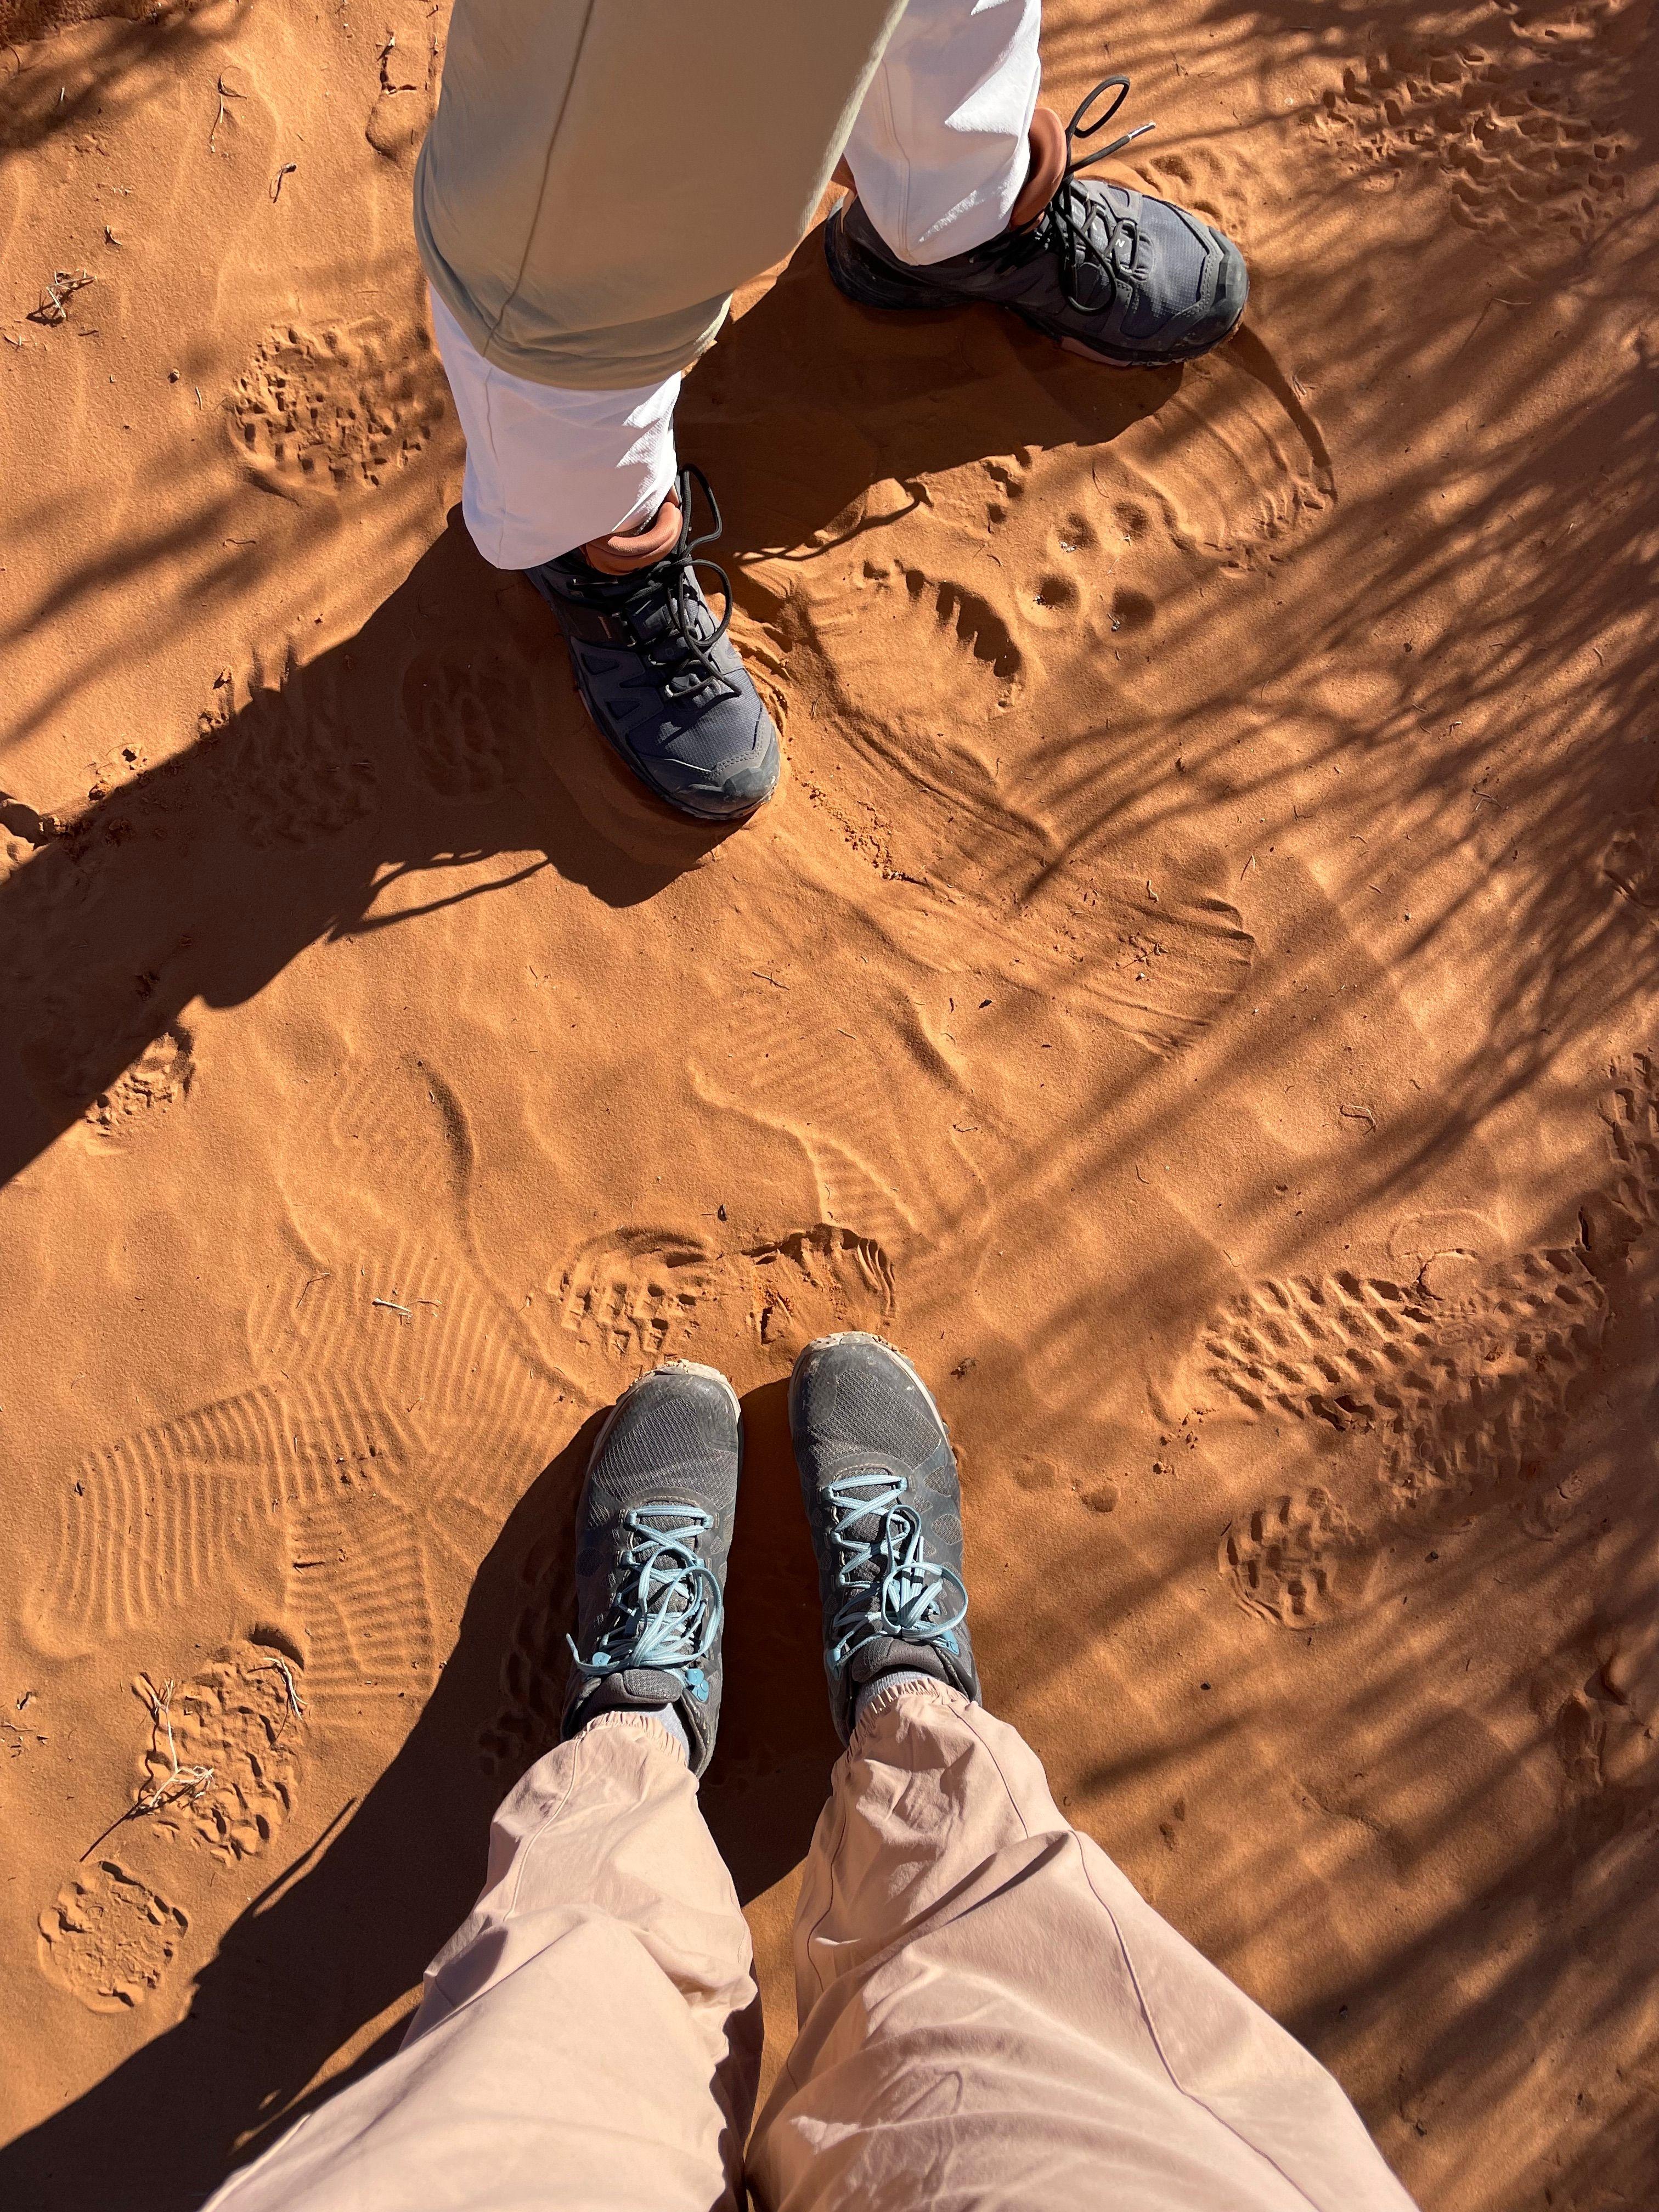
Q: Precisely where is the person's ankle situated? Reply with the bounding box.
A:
[582,488,682,575]
[1006,105,1065,230]
[851,1667,936,1727]
[583,1702,691,1760]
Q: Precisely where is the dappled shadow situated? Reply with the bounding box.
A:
[679,232,1180,569]
[4,0,1659,2202]
[0,0,250,155]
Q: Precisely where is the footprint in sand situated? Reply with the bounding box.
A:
[131,1641,304,1866]
[21,979,195,1133]
[400,646,526,802]
[900,568,1024,687]
[207,650,378,849]
[287,1489,441,1703]
[27,1375,437,1708]
[477,1522,568,1776]
[1098,326,1334,576]
[227,318,444,497]
[690,978,993,1262]
[1313,37,1628,242]
[81,1019,195,1137]
[787,569,1257,1057]
[38,1861,188,2013]
[1220,1487,1375,1627]
[888,868,1256,1058]
[365,0,443,163]
[1198,1246,1606,1533]
[1602,802,1659,921]
[1188,1056,1659,1627]
[556,1222,895,1369]
[1599,1050,1659,1240]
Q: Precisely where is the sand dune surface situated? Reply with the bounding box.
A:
[2,0,1657,2203]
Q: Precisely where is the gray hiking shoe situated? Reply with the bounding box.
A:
[826,76,1246,369]
[790,1334,979,1741]
[526,465,781,824]
[561,1361,740,1776]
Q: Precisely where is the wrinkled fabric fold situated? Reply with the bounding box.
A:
[206,1689,1413,2212]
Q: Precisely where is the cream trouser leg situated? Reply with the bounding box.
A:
[204,1712,760,2212]
[750,1681,1416,2210]
[205,1686,1415,2212]
[431,0,1041,568]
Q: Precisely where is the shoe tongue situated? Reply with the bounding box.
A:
[593,1666,686,1709]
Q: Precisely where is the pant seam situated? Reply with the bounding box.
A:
[1078,1847,1330,2212]
[482,0,599,356]
[876,60,913,263]
[474,361,509,569]
[500,1752,580,1918]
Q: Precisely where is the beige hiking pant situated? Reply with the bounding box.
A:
[207,1683,1415,2211]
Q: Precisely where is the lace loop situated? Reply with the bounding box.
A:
[987,74,1157,315]
[823,1471,968,1671]
[568,1504,723,1695]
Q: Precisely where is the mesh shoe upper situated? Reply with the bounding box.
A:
[528,465,780,823]
[563,1362,741,1775]
[827,76,1247,369]
[791,1334,979,1741]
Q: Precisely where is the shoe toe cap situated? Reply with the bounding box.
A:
[664,702,781,822]
[1206,228,1249,341]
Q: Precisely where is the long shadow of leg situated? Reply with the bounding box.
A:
[1,1420,600,2212]
[701,1379,840,1905]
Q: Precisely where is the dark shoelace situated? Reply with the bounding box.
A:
[559,462,740,706]
[983,74,1155,314]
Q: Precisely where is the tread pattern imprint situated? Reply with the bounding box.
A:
[1180,1057,1659,1626]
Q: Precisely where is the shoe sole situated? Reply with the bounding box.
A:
[823,204,1246,370]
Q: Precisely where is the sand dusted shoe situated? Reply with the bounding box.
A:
[561,1361,741,1776]
[826,76,1248,369]
[791,1333,979,1742]
[526,464,780,824]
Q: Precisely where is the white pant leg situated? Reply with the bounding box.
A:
[844,0,1042,266]
[430,287,681,570]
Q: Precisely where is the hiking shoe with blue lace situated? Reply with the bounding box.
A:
[561,1361,740,1775]
[526,464,781,825]
[826,76,1246,369]
[790,1334,979,1741]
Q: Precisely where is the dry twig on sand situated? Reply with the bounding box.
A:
[28,270,93,328]
[77,1674,215,1861]
[261,1653,306,1722]
[209,71,243,153]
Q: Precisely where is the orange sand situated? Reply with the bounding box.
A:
[2,0,1656,2204]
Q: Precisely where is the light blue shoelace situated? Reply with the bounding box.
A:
[824,1472,967,1670]
[568,1505,722,1703]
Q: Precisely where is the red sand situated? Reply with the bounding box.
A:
[2,1,1656,2203]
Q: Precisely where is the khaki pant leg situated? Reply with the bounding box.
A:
[749,1683,1415,2212]
[416,0,908,390]
[207,1714,759,2212]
